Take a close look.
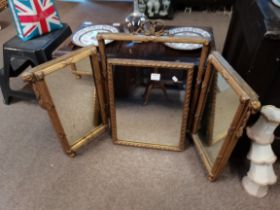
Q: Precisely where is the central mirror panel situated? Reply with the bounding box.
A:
[107,58,194,151]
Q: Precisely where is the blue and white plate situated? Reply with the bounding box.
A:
[164,27,211,50]
[72,25,119,47]
[272,0,280,7]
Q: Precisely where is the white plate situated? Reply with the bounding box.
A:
[272,0,280,7]
[72,25,119,47]
[164,27,211,50]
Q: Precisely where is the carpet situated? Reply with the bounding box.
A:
[0,1,279,210]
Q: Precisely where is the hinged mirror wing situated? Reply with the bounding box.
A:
[22,47,108,157]
[192,51,261,181]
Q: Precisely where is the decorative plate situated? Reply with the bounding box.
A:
[72,25,119,47]
[272,0,280,7]
[164,27,211,50]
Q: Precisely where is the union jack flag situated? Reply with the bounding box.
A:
[9,0,62,40]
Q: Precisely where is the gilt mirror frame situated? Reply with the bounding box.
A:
[21,47,108,157]
[97,33,211,125]
[191,51,261,181]
[107,58,194,151]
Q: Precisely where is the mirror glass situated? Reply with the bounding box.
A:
[72,56,94,76]
[112,66,187,147]
[44,57,101,146]
[195,70,240,165]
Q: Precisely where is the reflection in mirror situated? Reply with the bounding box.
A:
[196,71,240,166]
[44,57,101,146]
[108,60,193,151]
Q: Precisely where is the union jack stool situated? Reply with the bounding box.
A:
[0,23,72,104]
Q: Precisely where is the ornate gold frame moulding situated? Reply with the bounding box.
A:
[21,47,108,157]
[107,58,194,151]
[97,33,211,126]
[191,51,261,181]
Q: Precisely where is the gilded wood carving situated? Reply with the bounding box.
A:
[192,51,261,181]
[22,47,108,157]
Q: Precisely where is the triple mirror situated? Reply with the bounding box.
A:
[22,33,261,181]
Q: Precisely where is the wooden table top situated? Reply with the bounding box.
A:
[53,22,215,66]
